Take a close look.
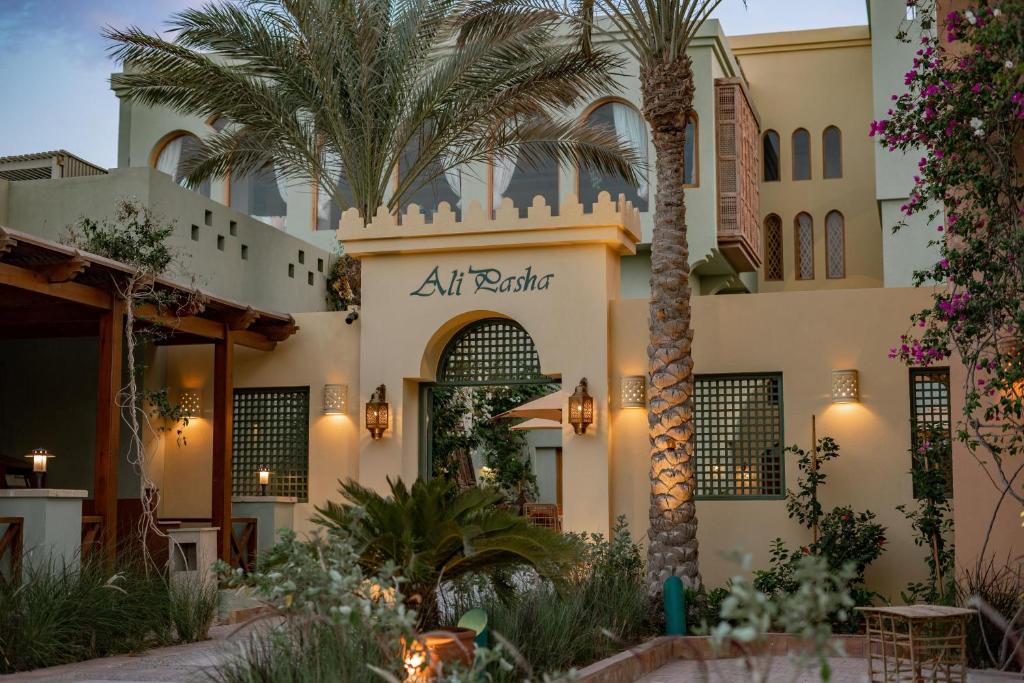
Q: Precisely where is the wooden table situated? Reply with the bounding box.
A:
[857,605,977,682]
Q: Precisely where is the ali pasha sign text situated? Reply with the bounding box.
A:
[410,266,555,298]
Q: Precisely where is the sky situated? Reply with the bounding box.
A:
[0,1,868,169]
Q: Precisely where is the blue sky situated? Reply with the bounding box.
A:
[0,0,868,169]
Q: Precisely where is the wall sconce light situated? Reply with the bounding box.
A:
[258,466,271,496]
[25,447,55,488]
[365,385,390,440]
[323,384,348,415]
[179,390,202,418]
[621,375,646,408]
[568,378,594,435]
[831,369,860,403]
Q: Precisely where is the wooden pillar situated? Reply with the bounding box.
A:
[212,329,234,561]
[94,299,124,563]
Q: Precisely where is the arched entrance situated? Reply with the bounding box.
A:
[419,318,561,506]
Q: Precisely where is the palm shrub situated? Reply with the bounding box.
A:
[313,477,579,628]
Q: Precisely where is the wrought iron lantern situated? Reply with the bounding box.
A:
[365,385,390,440]
[568,378,594,435]
[323,384,348,415]
[25,447,55,488]
[831,369,860,403]
[258,466,271,495]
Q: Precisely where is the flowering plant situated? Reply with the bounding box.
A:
[878,1,1024,513]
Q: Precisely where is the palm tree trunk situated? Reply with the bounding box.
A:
[641,56,700,594]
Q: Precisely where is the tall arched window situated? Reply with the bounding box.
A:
[399,134,462,221]
[795,212,814,279]
[316,175,356,231]
[763,130,781,182]
[683,114,698,186]
[152,132,211,198]
[792,129,811,181]
[578,100,649,211]
[230,162,289,229]
[825,210,846,278]
[764,214,783,281]
[491,129,560,218]
[823,126,842,179]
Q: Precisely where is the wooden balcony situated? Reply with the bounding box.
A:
[715,78,762,273]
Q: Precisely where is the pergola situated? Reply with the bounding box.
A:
[0,225,298,561]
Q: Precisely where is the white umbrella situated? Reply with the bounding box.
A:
[493,391,563,422]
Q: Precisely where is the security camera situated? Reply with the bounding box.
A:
[345,307,359,325]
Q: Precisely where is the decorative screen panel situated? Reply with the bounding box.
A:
[796,213,814,280]
[826,211,845,279]
[909,368,953,498]
[695,373,784,499]
[438,319,544,385]
[764,215,783,281]
[233,387,310,501]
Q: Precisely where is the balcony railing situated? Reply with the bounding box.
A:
[715,78,762,273]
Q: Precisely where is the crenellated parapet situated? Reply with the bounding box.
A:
[337,192,641,257]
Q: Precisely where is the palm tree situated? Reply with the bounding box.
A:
[105,0,639,300]
[314,477,579,628]
[462,0,737,594]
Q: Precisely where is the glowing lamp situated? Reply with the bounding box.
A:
[621,375,646,408]
[24,448,55,488]
[568,378,594,435]
[831,369,859,403]
[258,467,271,495]
[179,390,202,418]
[323,384,348,415]
[365,385,390,440]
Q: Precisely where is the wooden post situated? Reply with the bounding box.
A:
[212,329,234,561]
[94,299,124,564]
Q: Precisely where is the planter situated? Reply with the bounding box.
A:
[405,627,477,680]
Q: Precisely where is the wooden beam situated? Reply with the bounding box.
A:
[212,329,234,562]
[261,321,300,342]
[233,330,276,352]
[39,254,89,283]
[0,262,111,310]
[135,304,225,340]
[0,235,16,258]
[94,299,124,565]
[227,307,258,331]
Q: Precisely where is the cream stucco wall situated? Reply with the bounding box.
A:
[611,286,939,599]
[732,28,884,293]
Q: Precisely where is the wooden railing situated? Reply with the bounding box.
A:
[81,515,103,563]
[230,517,258,573]
[0,517,24,586]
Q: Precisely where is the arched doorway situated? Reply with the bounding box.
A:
[419,318,561,507]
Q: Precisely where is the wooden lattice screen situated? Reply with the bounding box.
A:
[232,387,310,501]
[695,373,784,499]
[764,214,783,281]
[910,368,953,498]
[715,78,762,272]
[438,319,545,385]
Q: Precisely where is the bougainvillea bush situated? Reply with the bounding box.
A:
[878,0,1024,516]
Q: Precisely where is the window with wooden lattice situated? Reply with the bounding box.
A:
[232,387,310,501]
[795,212,814,279]
[909,368,953,498]
[695,373,784,499]
[764,214,783,281]
[826,211,845,279]
[438,319,546,385]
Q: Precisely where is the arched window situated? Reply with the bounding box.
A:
[207,115,229,133]
[438,319,545,385]
[764,214,783,281]
[316,175,356,231]
[825,210,845,278]
[152,132,211,198]
[795,212,814,279]
[792,129,811,181]
[399,134,462,222]
[579,100,649,211]
[683,114,698,186]
[491,145,560,218]
[762,130,780,182]
[823,126,842,179]
[230,162,289,229]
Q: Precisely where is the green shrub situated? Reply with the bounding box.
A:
[168,576,219,643]
[957,559,1024,671]
[446,516,655,680]
[0,556,216,673]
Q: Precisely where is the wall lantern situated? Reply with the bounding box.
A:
[365,385,390,440]
[621,375,646,408]
[25,447,55,488]
[258,467,271,495]
[179,390,202,418]
[831,369,860,403]
[323,384,348,415]
[568,378,594,435]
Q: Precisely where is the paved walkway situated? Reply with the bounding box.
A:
[636,657,1022,682]
[0,625,249,682]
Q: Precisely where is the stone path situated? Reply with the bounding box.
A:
[0,625,248,682]
[636,657,1022,682]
